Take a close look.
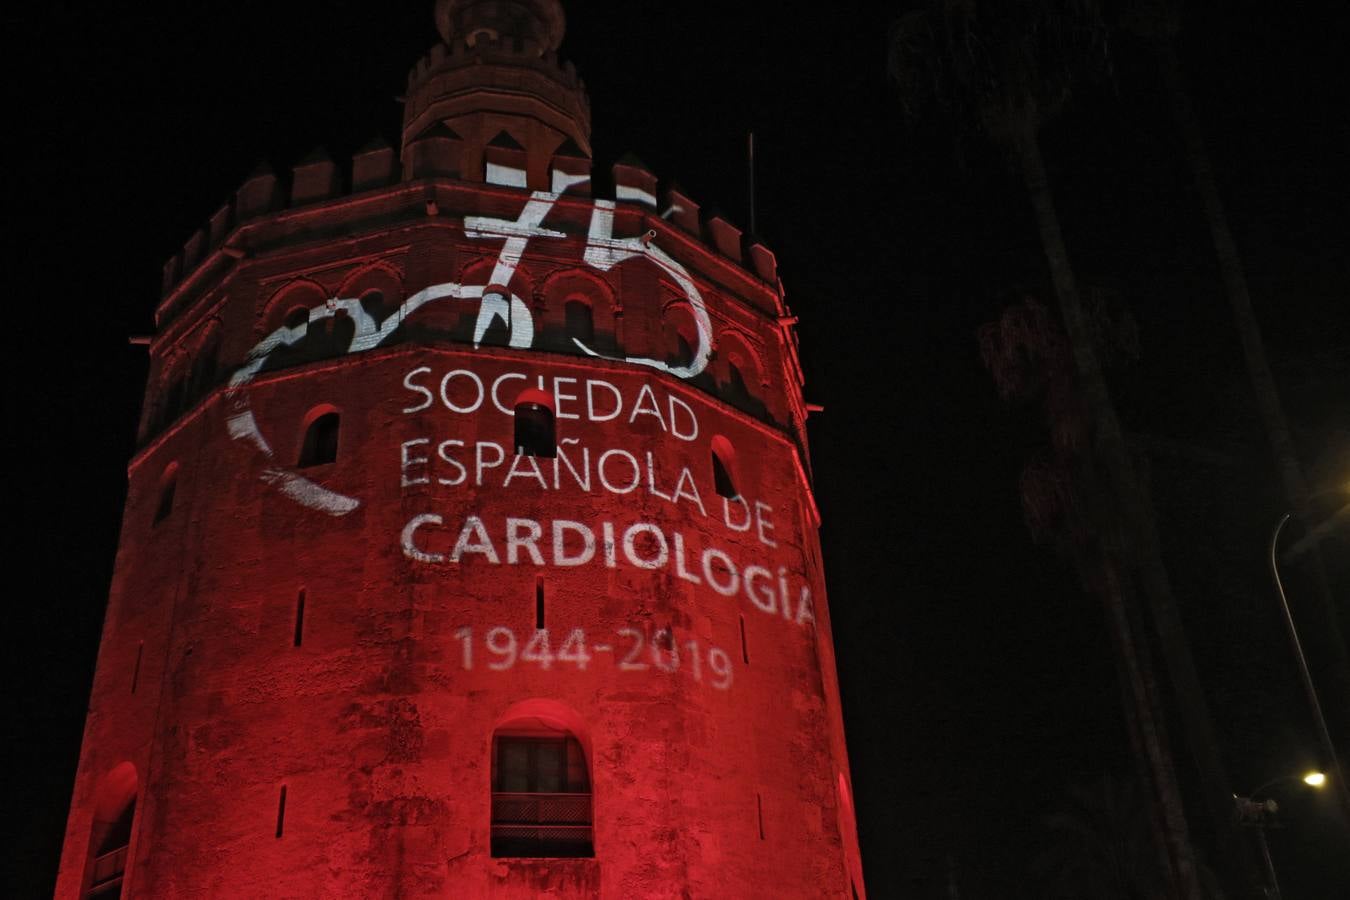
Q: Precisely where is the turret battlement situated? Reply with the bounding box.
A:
[159,145,779,318]
[405,39,588,107]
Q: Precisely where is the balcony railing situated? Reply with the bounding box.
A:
[491,792,593,858]
[88,845,128,896]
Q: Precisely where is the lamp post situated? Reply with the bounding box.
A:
[1233,772,1327,900]
[1269,514,1350,816]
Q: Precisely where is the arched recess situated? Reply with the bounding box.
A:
[661,300,701,370]
[335,260,404,332]
[490,699,593,859]
[82,762,138,898]
[258,277,327,336]
[715,328,767,416]
[540,268,616,354]
[454,257,535,348]
[255,278,347,368]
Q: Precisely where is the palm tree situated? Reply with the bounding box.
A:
[1120,0,1350,742]
[981,296,1193,900]
[1036,775,1170,899]
[1036,775,1227,899]
[889,4,1224,896]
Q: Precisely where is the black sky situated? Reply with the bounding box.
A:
[6,1,1348,897]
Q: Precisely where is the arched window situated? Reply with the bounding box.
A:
[492,723,592,858]
[298,411,340,467]
[563,299,594,346]
[513,388,556,459]
[717,332,765,416]
[711,435,739,500]
[153,463,178,526]
[84,763,138,899]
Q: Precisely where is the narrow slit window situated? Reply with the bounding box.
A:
[275,786,288,838]
[298,412,340,467]
[293,590,306,647]
[535,577,545,631]
[153,466,178,525]
[131,642,143,694]
[756,792,765,840]
[513,390,556,459]
[739,615,750,664]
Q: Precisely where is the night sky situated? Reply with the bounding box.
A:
[7,1,1348,897]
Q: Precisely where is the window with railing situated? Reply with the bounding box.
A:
[491,734,592,858]
[86,795,135,898]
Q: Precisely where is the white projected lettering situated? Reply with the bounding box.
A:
[400,513,815,630]
[452,626,735,691]
[392,356,818,630]
[227,189,712,515]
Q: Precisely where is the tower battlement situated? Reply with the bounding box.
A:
[159,149,782,328]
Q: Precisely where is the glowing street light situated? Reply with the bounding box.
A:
[1234,771,1330,900]
[1268,509,1350,817]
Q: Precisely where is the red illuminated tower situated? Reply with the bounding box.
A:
[55,2,866,896]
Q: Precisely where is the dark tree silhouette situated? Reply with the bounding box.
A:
[887,3,1238,896]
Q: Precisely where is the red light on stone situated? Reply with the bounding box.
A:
[54,2,865,897]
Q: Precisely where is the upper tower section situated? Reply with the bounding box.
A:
[402,0,591,189]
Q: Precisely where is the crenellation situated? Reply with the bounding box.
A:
[291,147,341,207]
[549,139,590,195]
[664,184,701,235]
[208,204,233,249]
[747,242,778,286]
[162,254,182,297]
[612,154,658,209]
[704,211,743,265]
[236,162,281,222]
[182,227,208,271]
[352,137,397,192]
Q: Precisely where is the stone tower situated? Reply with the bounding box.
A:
[55,2,866,896]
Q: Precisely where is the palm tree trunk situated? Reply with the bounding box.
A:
[1014,124,1204,900]
[1102,556,1196,900]
[1156,39,1350,762]
[1095,545,1185,895]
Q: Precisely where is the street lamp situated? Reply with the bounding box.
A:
[1268,512,1350,816]
[1233,772,1327,900]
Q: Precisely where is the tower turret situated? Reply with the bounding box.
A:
[402,0,590,189]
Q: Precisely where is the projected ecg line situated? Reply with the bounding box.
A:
[225,189,712,515]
